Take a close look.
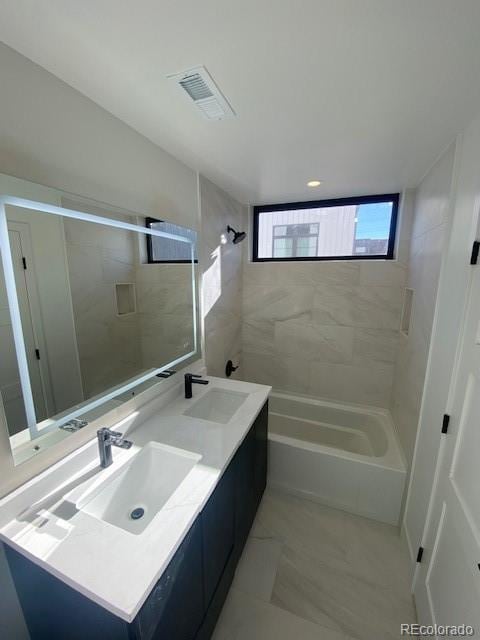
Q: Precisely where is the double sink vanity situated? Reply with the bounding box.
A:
[0,372,270,640]
[0,184,269,639]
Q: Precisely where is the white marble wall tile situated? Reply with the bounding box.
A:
[389,328,429,463]
[243,285,314,323]
[359,261,407,287]
[353,328,399,364]
[410,143,455,239]
[242,255,404,405]
[243,320,275,357]
[312,285,403,330]
[308,361,394,407]
[136,280,192,316]
[274,320,354,364]
[242,352,310,395]
[200,176,246,379]
[65,231,143,398]
[244,261,360,288]
[102,254,135,284]
[408,224,445,345]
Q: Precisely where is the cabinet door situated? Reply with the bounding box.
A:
[254,401,268,507]
[234,401,269,559]
[4,543,130,640]
[234,424,256,557]
[201,462,235,608]
[132,519,204,640]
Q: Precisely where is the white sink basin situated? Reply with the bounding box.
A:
[184,388,248,423]
[80,443,201,534]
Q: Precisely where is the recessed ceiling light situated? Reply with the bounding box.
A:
[307,180,322,187]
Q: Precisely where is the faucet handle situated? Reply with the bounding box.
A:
[97,427,122,440]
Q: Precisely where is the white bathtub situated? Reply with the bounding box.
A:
[268,392,406,525]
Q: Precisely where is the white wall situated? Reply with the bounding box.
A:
[0,43,201,639]
[390,144,456,466]
[404,116,480,566]
[0,42,198,230]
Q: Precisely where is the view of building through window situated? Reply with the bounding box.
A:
[254,197,397,261]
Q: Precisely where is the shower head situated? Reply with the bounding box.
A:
[227,225,246,244]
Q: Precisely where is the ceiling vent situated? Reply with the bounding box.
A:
[167,66,235,120]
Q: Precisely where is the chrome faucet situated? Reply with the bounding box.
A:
[97,428,132,468]
[184,373,209,399]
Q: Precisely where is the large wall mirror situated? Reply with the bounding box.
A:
[0,178,199,465]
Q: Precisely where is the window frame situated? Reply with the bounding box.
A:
[146,217,198,264]
[252,193,399,262]
[272,222,319,258]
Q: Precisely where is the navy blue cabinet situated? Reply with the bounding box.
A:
[253,402,268,506]
[131,519,204,640]
[234,401,268,560]
[4,401,268,640]
[201,462,235,609]
[4,519,204,640]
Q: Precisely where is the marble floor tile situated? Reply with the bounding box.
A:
[212,489,416,640]
[271,543,416,640]
[258,489,413,592]
[212,587,353,640]
[232,533,283,602]
[254,489,354,573]
[342,510,413,593]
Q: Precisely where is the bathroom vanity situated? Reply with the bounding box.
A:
[0,183,269,639]
[0,376,270,640]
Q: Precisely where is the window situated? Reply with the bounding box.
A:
[146,218,198,263]
[253,194,399,262]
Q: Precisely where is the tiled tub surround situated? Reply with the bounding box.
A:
[64,215,143,399]
[267,392,406,525]
[135,262,195,367]
[242,260,406,407]
[200,176,247,379]
[64,215,196,399]
[0,372,270,622]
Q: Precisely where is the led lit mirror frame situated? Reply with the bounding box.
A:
[0,195,198,442]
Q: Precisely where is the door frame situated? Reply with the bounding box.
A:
[401,118,480,603]
[8,222,56,419]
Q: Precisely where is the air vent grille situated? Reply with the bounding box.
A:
[179,74,213,101]
[168,65,235,120]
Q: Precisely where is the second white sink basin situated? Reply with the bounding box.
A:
[184,388,248,423]
[80,442,201,534]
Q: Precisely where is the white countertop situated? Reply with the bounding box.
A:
[0,375,271,622]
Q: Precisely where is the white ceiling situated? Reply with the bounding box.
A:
[1,0,480,205]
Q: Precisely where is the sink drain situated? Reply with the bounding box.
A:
[130,507,145,520]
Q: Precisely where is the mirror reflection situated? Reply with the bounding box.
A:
[0,198,198,462]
